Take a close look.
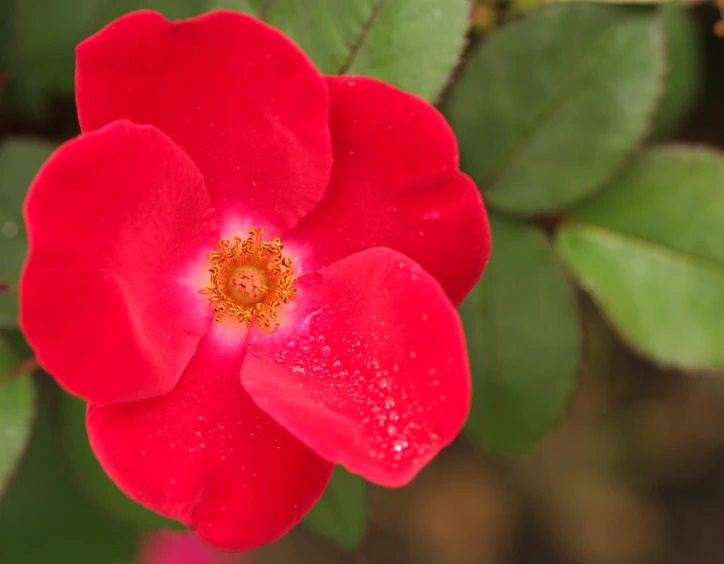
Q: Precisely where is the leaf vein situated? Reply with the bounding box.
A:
[338,0,385,75]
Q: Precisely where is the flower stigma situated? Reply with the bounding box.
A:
[200,227,297,331]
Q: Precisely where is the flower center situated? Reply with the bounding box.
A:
[200,227,297,331]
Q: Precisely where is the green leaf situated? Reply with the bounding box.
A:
[0,337,35,498]
[58,391,185,531]
[0,0,50,117]
[14,0,98,93]
[261,0,470,101]
[0,138,56,328]
[0,381,140,564]
[446,3,665,215]
[303,466,367,551]
[556,147,724,371]
[208,0,264,14]
[459,215,581,454]
[14,0,468,101]
[550,0,668,4]
[646,2,701,143]
[92,0,212,29]
[13,0,215,94]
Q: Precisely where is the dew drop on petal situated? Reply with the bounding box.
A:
[392,438,408,452]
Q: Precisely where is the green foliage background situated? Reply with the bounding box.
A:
[0,0,718,562]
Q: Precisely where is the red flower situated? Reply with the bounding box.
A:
[19,10,491,551]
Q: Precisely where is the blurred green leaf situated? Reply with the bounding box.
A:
[0,0,49,117]
[556,147,724,371]
[13,0,224,94]
[0,337,35,499]
[0,381,140,564]
[92,0,225,30]
[15,0,99,93]
[208,0,264,14]
[446,3,665,216]
[303,466,367,551]
[459,215,581,454]
[58,391,185,531]
[646,2,701,143]
[261,0,470,101]
[0,138,56,328]
[549,0,669,4]
[13,0,469,102]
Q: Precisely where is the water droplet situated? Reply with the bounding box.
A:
[285,338,298,350]
[297,308,323,336]
[321,345,332,357]
[1,221,18,238]
[410,351,417,359]
[379,378,388,389]
[392,438,408,452]
[385,397,396,408]
[387,424,398,436]
[332,359,342,368]
[317,334,326,344]
[291,365,305,373]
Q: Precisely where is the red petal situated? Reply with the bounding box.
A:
[287,76,491,306]
[20,120,217,405]
[76,10,333,232]
[242,248,471,487]
[87,330,333,551]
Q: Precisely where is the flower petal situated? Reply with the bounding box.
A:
[241,247,471,487]
[287,76,491,306]
[76,10,333,232]
[87,330,333,551]
[20,120,217,405]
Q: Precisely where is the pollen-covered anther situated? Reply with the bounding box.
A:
[200,227,297,331]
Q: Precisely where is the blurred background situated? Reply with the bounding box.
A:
[2,0,724,563]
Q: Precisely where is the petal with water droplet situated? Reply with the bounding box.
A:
[241,247,470,487]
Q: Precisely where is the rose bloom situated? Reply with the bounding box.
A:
[20,10,491,551]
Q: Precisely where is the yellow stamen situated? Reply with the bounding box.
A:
[200,227,297,331]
